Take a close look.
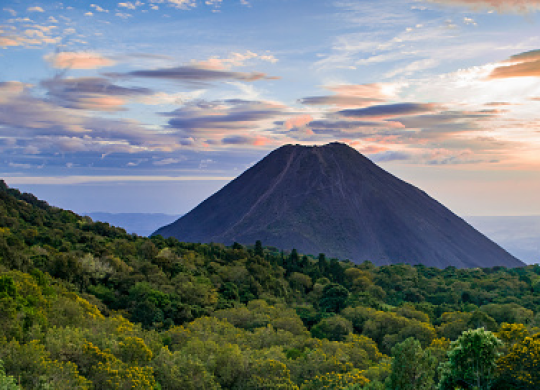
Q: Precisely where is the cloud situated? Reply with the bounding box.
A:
[284,115,314,130]
[299,84,396,108]
[488,50,540,79]
[221,135,270,146]
[41,76,153,111]
[197,51,278,70]
[0,24,61,48]
[383,58,439,79]
[369,151,412,162]
[463,17,477,25]
[0,81,183,156]
[153,157,186,165]
[118,1,144,10]
[91,4,109,12]
[163,99,289,135]
[3,8,17,16]
[9,162,33,169]
[0,81,87,133]
[115,65,278,86]
[45,52,116,69]
[338,103,439,119]
[149,0,196,10]
[389,110,499,129]
[427,0,540,12]
[309,119,405,131]
[27,6,44,12]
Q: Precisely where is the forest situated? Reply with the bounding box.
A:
[0,179,539,389]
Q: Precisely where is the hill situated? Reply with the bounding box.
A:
[0,180,539,389]
[154,143,523,268]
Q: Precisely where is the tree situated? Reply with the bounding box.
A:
[385,338,436,390]
[495,334,540,390]
[0,360,20,390]
[319,283,349,313]
[439,328,502,390]
[311,315,353,341]
[318,253,328,273]
[254,240,264,257]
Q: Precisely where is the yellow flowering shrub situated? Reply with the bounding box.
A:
[496,334,540,389]
[301,370,369,390]
[0,339,90,389]
[247,359,299,390]
[82,341,155,390]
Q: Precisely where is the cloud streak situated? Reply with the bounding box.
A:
[338,103,439,119]
[489,50,540,79]
[41,76,153,111]
[299,84,395,108]
[427,0,540,12]
[45,52,116,69]
[113,65,278,86]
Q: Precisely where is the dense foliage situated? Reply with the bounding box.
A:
[0,180,539,389]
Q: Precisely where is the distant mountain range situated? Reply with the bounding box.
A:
[151,142,523,268]
[86,212,179,237]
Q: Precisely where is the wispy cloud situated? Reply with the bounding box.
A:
[162,99,290,144]
[45,52,116,69]
[427,0,540,12]
[113,65,278,86]
[338,103,439,119]
[41,76,153,111]
[27,6,45,13]
[299,84,397,108]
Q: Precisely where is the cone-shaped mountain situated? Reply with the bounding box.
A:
[154,142,523,268]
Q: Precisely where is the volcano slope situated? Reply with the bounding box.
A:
[154,143,523,268]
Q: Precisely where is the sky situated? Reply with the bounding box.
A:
[2,0,540,216]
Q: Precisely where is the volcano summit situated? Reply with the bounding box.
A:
[154,143,523,268]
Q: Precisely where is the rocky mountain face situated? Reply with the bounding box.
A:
[154,143,524,268]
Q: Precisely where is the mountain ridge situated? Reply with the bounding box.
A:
[154,142,524,268]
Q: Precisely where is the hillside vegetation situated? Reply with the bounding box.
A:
[0,180,539,389]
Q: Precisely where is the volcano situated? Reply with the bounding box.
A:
[153,142,523,268]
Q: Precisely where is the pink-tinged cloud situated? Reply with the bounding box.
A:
[41,76,153,111]
[488,61,540,79]
[489,50,540,79]
[284,115,314,130]
[342,141,390,154]
[195,51,276,71]
[299,83,392,108]
[45,52,116,69]
[0,81,181,154]
[0,26,61,48]
[428,0,540,12]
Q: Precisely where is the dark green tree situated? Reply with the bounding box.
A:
[319,283,349,313]
[310,315,353,341]
[254,240,264,257]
